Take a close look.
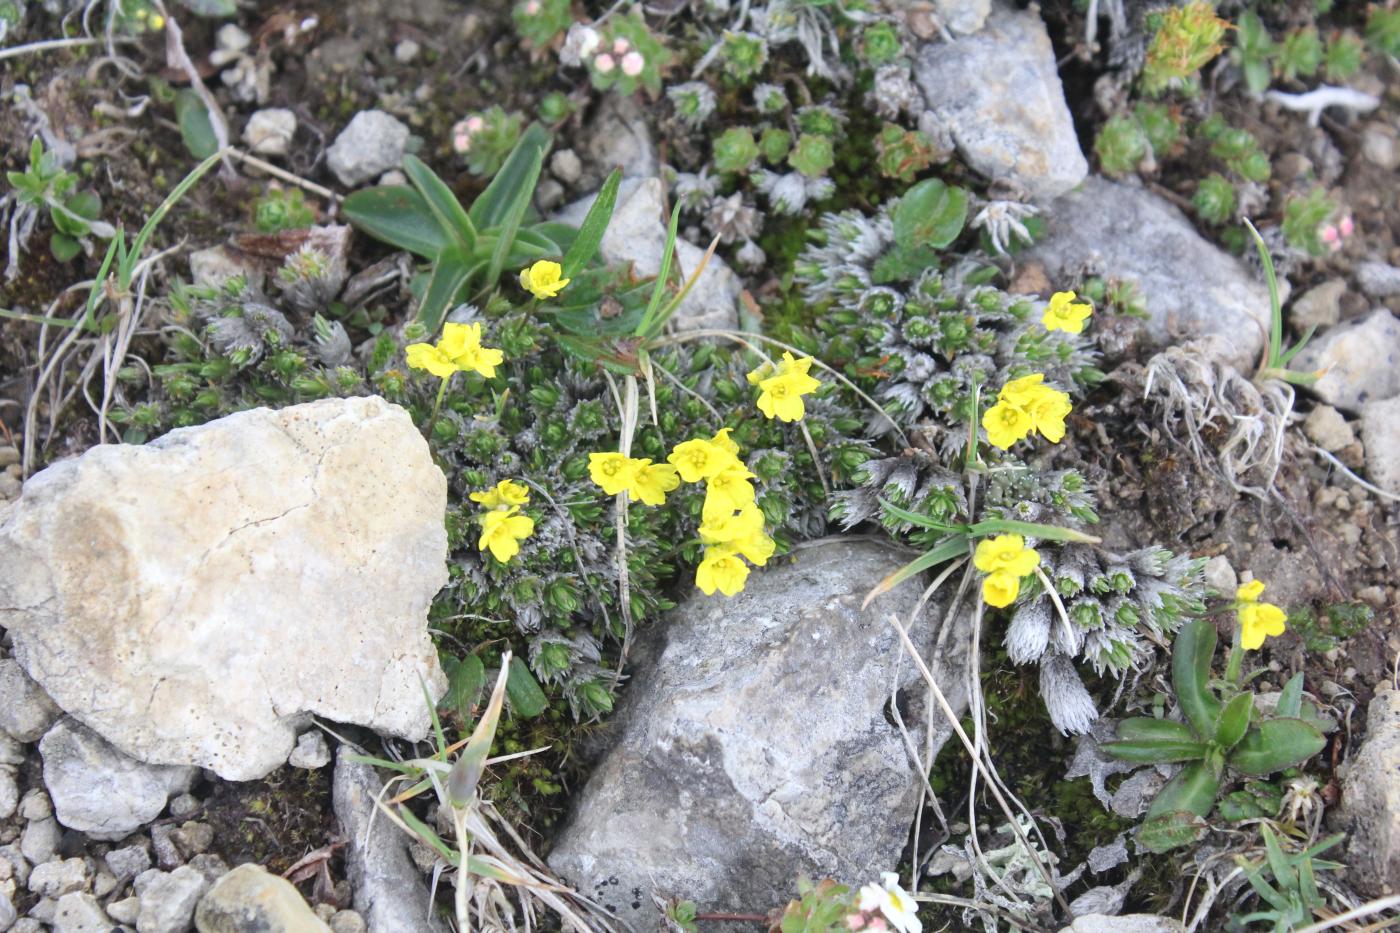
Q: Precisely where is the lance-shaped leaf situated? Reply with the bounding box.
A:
[470,123,550,229]
[1147,760,1220,821]
[343,186,449,258]
[447,652,512,808]
[861,536,970,609]
[1100,738,1208,765]
[1228,718,1326,776]
[967,518,1101,544]
[1276,671,1304,718]
[561,168,621,280]
[1116,717,1198,744]
[1214,691,1254,749]
[484,143,543,288]
[403,154,477,255]
[1173,620,1223,740]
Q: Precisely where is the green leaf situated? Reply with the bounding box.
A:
[505,656,548,718]
[470,123,550,229]
[636,201,684,339]
[173,90,219,160]
[1261,824,1297,892]
[966,518,1101,544]
[1100,739,1209,764]
[417,250,476,333]
[484,144,543,288]
[448,653,511,806]
[441,654,486,721]
[1147,760,1220,821]
[560,168,621,279]
[877,497,960,532]
[1116,717,1199,744]
[343,186,450,258]
[1215,692,1254,749]
[861,536,970,608]
[892,178,968,251]
[1138,809,1210,853]
[49,233,81,263]
[1228,718,1326,775]
[1173,620,1223,740]
[1277,672,1304,719]
[402,155,477,255]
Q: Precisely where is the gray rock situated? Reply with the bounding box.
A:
[185,855,230,888]
[1290,279,1346,332]
[52,893,109,933]
[41,718,196,840]
[329,910,367,933]
[106,846,153,884]
[534,178,565,213]
[150,825,183,871]
[554,178,740,331]
[934,0,990,33]
[1360,396,1400,496]
[194,863,331,933]
[1358,262,1400,299]
[1294,310,1400,412]
[136,866,209,933]
[1060,916,1184,933]
[19,818,60,867]
[188,246,266,294]
[549,148,582,185]
[1304,405,1356,453]
[548,540,970,927]
[0,661,61,743]
[0,734,23,767]
[326,111,410,188]
[1338,688,1400,896]
[19,789,51,821]
[333,748,446,933]
[108,897,140,925]
[287,732,331,770]
[913,1,1086,200]
[0,397,448,781]
[0,770,16,821]
[10,921,41,933]
[583,96,657,180]
[27,858,87,898]
[0,447,17,468]
[1023,177,1279,371]
[169,794,200,820]
[0,890,13,933]
[171,823,214,860]
[93,870,118,898]
[243,109,296,158]
[1201,555,1237,598]
[1362,124,1400,171]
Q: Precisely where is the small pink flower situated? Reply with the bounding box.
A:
[453,133,471,153]
[1340,215,1354,237]
[465,115,485,134]
[867,917,887,932]
[524,0,540,12]
[621,50,644,76]
[594,52,615,73]
[845,915,866,930]
[613,37,630,54]
[1321,225,1339,245]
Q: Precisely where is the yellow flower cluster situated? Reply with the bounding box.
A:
[746,352,821,422]
[472,480,534,563]
[974,534,1040,608]
[519,260,570,299]
[672,429,776,597]
[586,453,681,505]
[981,373,1073,450]
[1041,290,1093,334]
[1236,579,1287,650]
[405,323,504,379]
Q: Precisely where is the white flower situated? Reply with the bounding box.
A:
[856,873,921,933]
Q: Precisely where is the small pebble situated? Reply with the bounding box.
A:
[167,794,200,820]
[1202,555,1237,596]
[330,908,368,933]
[0,447,18,468]
[106,896,139,925]
[394,39,420,63]
[1362,123,1400,171]
[1303,405,1356,452]
[549,148,583,185]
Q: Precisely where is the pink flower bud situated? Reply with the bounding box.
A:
[613,37,630,54]
[621,50,645,76]
[867,918,887,932]
[465,116,485,133]
[524,0,540,13]
[594,52,615,73]
[1340,215,1354,237]
[453,133,470,153]
[845,915,865,930]
[1320,225,1339,244]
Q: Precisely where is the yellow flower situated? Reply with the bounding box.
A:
[470,479,530,510]
[982,571,1021,608]
[1042,291,1093,334]
[732,530,776,567]
[973,535,1041,577]
[1024,386,1073,443]
[405,322,505,379]
[997,373,1046,406]
[478,508,534,563]
[702,467,757,519]
[1236,579,1287,650]
[588,452,637,496]
[982,400,1034,450]
[519,260,570,299]
[699,503,775,566]
[1240,602,1287,650]
[668,437,741,483]
[696,545,751,596]
[710,427,741,456]
[754,352,822,422]
[628,459,681,506]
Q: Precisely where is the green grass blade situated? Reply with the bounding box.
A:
[967,518,1101,544]
[469,123,550,229]
[560,169,621,280]
[125,149,224,288]
[485,146,544,288]
[862,536,969,608]
[1244,218,1282,370]
[635,201,683,339]
[877,497,961,532]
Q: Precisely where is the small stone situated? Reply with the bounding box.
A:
[583,96,657,181]
[393,39,420,63]
[0,474,18,500]
[27,858,87,898]
[1362,123,1400,171]
[24,900,54,925]
[1294,310,1400,412]
[326,111,410,188]
[92,871,117,899]
[1290,279,1346,332]
[243,109,297,158]
[136,865,209,933]
[185,854,229,887]
[933,0,989,34]
[287,732,331,770]
[170,823,213,859]
[108,897,140,924]
[549,149,582,185]
[1273,152,1314,182]
[194,863,330,933]
[1202,555,1237,598]
[19,818,60,867]
[313,904,336,922]
[377,170,407,187]
[0,735,23,768]
[1338,688,1400,896]
[187,246,266,293]
[41,718,197,841]
[0,447,17,469]
[52,893,109,933]
[1304,405,1356,453]
[0,845,30,889]
[534,178,565,212]
[168,794,200,820]
[11,920,42,933]
[1360,586,1387,609]
[150,825,183,871]
[329,909,367,933]
[105,846,152,884]
[0,771,16,822]
[0,661,61,743]
[1359,262,1400,299]
[0,890,13,933]
[18,791,50,822]
[1360,396,1400,496]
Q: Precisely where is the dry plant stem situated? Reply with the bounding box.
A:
[1293,896,1400,933]
[153,0,232,175]
[225,149,344,204]
[0,35,121,61]
[1034,566,1076,647]
[1311,445,1400,503]
[887,612,1070,915]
